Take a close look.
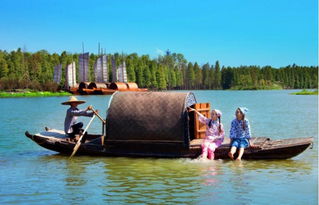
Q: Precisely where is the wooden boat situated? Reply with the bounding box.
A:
[25,129,313,159]
[100,89,117,95]
[25,91,313,159]
[68,87,80,95]
[81,88,95,95]
[69,82,148,95]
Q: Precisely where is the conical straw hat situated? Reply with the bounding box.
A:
[61,96,86,105]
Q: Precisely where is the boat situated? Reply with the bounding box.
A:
[25,91,313,159]
[65,53,148,95]
[25,129,313,159]
[69,82,148,95]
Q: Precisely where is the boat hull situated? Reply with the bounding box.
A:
[25,130,313,159]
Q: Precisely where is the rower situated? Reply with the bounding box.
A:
[61,96,99,141]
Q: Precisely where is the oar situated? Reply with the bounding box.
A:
[90,107,106,124]
[69,115,96,158]
[90,106,106,145]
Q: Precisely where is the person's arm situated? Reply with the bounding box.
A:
[245,120,254,147]
[219,123,225,140]
[229,120,236,139]
[70,108,94,117]
[245,120,251,139]
[188,108,209,125]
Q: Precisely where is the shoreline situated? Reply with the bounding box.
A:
[0,90,71,98]
[0,88,317,98]
[290,89,318,95]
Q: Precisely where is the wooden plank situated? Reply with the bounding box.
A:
[193,103,211,139]
[195,108,210,111]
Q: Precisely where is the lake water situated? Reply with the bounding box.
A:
[0,90,317,205]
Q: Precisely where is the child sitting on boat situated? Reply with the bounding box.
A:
[62,96,98,140]
[189,108,225,159]
[228,107,255,161]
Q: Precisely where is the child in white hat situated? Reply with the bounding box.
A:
[189,108,225,159]
[228,107,254,160]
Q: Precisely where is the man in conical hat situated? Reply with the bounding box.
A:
[61,96,98,140]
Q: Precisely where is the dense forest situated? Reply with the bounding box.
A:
[0,48,317,91]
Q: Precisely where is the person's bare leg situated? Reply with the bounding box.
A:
[228,146,236,160]
[201,144,208,159]
[236,148,245,160]
[209,144,217,160]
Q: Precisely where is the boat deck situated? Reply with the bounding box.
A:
[189,137,270,148]
[37,129,67,139]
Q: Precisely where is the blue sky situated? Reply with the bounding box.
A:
[0,0,317,67]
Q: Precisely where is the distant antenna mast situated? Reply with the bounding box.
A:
[98,42,100,56]
[82,42,84,82]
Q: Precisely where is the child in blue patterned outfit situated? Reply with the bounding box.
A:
[228,107,255,160]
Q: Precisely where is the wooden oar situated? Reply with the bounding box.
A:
[90,107,107,146]
[69,115,96,158]
[90,107,106,124]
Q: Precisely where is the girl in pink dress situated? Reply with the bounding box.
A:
[189,108,225,159]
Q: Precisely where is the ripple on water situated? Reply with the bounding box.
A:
[0,91,317,205]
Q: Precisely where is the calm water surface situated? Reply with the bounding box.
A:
[0,90,317,205]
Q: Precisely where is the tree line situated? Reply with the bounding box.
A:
[0,48,317,91]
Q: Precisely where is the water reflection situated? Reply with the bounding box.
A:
[242,159,313,174]
[34,154,315,205]
[100,157,202,204]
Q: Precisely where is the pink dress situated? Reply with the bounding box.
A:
[198,113,225,159]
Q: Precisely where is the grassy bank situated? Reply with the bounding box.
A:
[290,89,318,95]
[0,90,71,98]
[230,83,283,90]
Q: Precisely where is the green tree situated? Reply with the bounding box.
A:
[0,49,317,91]
[0,53,8,78]
[213,61,221,89]
[143,65,152,87]
[202,63,210,89]
[157,66,167,90]
[186,62,195,89]
[136,67,145,87]
[221,68,234,89]
[193,62,202,89]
